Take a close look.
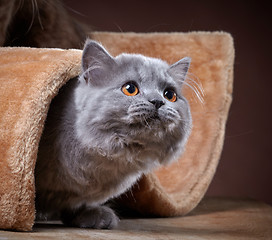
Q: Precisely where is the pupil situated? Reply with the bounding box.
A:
[165,90,173,99]
[127,84,135,94]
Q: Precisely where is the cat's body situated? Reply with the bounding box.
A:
[35,40,192,229]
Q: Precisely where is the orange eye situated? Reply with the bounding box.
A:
[122,82,139,96]
[164,89,177,102]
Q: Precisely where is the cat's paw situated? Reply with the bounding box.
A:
[60,205,119,229]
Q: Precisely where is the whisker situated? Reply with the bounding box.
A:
[183,81,203,102]
[141,114,151,130]
[186,72,205,97]
[26,0,35,34]
[173,71,204,104]
[34,0,44,30]
[114,23,124,33]
[183,73,205,104]
[16,0,24,12]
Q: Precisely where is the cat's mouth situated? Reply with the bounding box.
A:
[137,112,162,126]
[148,113,160,121]
[126,104,173,127]
[128,113,160,127]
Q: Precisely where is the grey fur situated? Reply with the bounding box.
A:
[35,40,192,229]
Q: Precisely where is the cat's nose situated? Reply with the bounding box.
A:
[149,99,165,109]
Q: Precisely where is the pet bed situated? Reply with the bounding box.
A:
[0,31,234,231]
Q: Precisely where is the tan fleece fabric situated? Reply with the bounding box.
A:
[0,32,234,231]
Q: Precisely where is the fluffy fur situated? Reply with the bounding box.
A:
[35,40,192,229]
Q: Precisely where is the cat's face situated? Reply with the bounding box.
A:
[74,40,192,167]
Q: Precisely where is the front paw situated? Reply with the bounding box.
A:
[60,205,119,229]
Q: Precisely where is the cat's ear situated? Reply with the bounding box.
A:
[81,39,116,85]
[168,57,191,84]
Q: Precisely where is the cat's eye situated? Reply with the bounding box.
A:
[122,82,139,96]
[164,89,177,102]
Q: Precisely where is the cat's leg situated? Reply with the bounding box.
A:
[60,205,119,229]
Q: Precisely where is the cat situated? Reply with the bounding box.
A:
[35,39,192,229]
[0,0,88,48]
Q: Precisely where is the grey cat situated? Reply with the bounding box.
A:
[35,40,192,229]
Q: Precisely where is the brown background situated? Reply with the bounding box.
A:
[63,0,272,205]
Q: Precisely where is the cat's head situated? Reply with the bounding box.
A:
[75,40,192,168]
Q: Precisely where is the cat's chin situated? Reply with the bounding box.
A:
[127,119,180,139]
[124,113,174,129]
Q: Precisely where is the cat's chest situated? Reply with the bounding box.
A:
[80,166,141,204]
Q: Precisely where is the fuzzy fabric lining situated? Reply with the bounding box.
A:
[0,32,234,231]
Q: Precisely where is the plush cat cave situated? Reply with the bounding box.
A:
[0,32,234,231]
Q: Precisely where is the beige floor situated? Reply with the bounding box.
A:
[1,198,272,240]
